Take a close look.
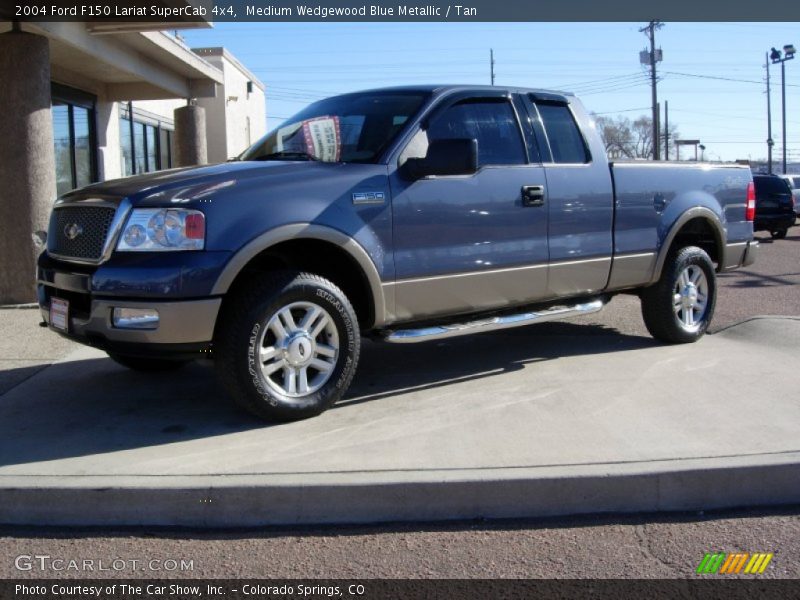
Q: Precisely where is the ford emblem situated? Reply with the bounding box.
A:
[64,223,83,240]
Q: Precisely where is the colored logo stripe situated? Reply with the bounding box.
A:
[744,553,774,574]
[697,553,726,574]
[719,553,749,574]
[696,552,773,574]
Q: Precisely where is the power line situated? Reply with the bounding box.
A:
[579,79,651,96]
[551,72,648,88]
[568,75,651,93]
[664,70,800,88]
[594,106,652,115]
[571,76,650,92]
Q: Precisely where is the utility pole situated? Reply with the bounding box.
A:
[490,49,495,86]
[664,100,669,161]
[640,21,663,160]
[766,53,774,173]
[655,101,660,160]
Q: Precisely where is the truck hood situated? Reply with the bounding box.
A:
[62,160,338,204]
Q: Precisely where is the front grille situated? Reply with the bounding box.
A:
[49,206,117,262]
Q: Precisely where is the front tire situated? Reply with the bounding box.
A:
[641,246,716,344]
[771,229,788,240]
[215,272,360,422]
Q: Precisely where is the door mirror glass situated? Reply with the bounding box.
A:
[403,138,478,179]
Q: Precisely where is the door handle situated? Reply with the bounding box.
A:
[522,185,545,207]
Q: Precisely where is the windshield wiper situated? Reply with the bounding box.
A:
[253,151,319,162]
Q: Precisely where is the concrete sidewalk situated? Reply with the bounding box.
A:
[0,308,77,396]
[0,309,799,526]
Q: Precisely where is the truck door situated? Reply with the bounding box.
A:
[388,92,549,322]
[522,95,614,297]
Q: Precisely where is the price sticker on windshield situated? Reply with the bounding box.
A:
[302,116,341,162]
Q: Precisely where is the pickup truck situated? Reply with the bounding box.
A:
[38,85,757,421]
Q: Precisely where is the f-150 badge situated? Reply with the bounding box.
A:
[352,192,385,205]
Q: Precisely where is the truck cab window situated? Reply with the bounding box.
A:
[426,99,527,167]
[535,102,590,164]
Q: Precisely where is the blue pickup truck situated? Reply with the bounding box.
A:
[38,85,757,421]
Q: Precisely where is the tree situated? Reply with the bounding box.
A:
[593,114,679,160]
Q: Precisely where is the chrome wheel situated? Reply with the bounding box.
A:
[672,265,709,332]
[256,301,339,397]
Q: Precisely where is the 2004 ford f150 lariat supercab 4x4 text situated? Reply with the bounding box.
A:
[37,86,758,421]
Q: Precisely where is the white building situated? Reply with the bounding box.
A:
[193,47,267,163]
[0,16,266,303]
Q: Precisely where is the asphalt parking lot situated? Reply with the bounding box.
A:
[1,226,799,578]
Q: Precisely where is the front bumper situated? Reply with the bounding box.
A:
[37,254,223,358]
[39,294,221,359]
[40,295,221,344]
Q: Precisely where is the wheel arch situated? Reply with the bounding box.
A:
[212,224,388,329]
[650,207,726,285]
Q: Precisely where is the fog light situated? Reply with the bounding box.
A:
[112,307,160,330]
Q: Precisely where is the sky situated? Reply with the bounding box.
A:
[181,22,800,163]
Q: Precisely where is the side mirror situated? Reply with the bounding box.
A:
[403,138,478,180]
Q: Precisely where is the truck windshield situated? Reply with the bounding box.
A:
[240,91,430,164]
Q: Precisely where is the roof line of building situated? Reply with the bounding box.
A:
[192,47,266,91]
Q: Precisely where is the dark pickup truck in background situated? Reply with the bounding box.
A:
[37,85,757,421]
[753,174,796,239]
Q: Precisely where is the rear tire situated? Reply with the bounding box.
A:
[215,271,360,422]
[107,353,189,372]
[641,246,716,344]
[771,229,788,240]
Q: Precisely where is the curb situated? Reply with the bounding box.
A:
[2,454,799,527]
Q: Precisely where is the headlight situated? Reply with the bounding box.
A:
[117,209,205,251]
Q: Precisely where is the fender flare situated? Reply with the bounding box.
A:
[650,207,726,284]
[211,223,388,328]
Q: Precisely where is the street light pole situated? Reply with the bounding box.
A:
[766,53,773,174]
[770,44,795,175]
[781,59,787,174]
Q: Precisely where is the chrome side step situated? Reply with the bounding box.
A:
[382,299,605,344]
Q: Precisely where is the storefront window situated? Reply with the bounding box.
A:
[73,107,92,189]
[51,84,97,195]
[159,129,172,169]
[120,117,133,176]
[52,103,73,197]
[134,122,146,175]
[146,124,158,172]
[119,107,173,176]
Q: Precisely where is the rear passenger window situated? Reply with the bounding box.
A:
[426,99,526,167]
[535,102,590,164]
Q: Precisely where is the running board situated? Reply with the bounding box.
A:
[382,299,605,344]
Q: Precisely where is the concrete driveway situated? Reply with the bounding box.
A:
[1,307,798,526]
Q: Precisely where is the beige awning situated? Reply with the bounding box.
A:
[4,15,221,100]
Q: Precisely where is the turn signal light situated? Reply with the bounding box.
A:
[185,213,205,239]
